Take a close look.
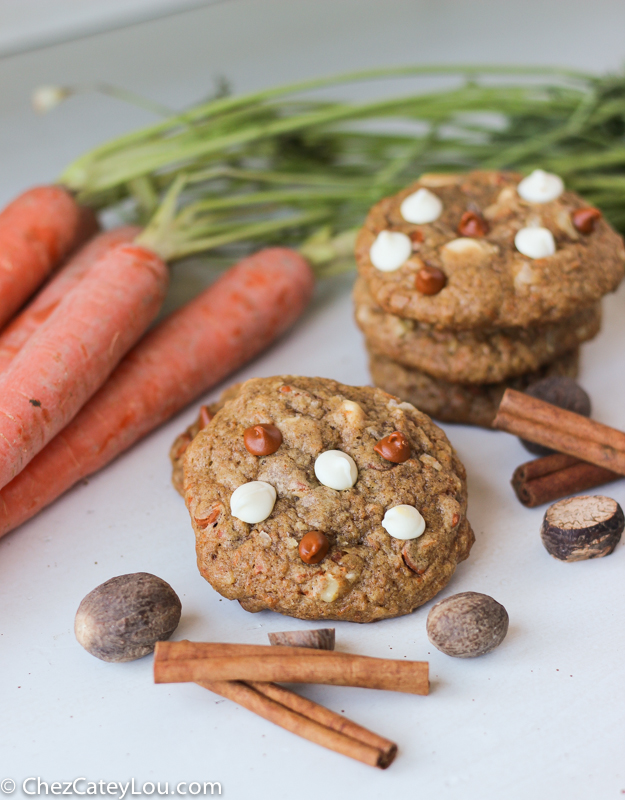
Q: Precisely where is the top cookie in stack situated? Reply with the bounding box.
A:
[354,170,625,426]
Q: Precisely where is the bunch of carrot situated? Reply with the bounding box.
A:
[0,186,314,537]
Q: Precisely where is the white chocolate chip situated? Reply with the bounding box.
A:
[369,230,412,272]
[319,575,341,603]
[382,504,426,540]
[230,481,276,524]
[514,227,556,259]
[314,450,358,490]
[517,169,564,203]
[400,188,443,224]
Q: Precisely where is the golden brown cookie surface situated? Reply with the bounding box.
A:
[181,376,474,622]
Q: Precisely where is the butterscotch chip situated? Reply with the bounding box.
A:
[178,376,474,623]
[374,431,411,463]
[299,531,330,564]
[415,265,446,295]
[571,207,602,235]
[457,210,489,238]
[244,424,283,456]
[355,170,625,329]
[354,277,600,385]
[368,349,580,428]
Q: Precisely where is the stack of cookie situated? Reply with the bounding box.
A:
[354,170,625,427]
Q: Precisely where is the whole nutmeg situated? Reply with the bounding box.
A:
[415,265,446,296]
[299,531,330,564]
[244,423,283,456]
[540,495,624,562]
[374,431,411,463]
[427,592,509,658]
[75,573,182,662]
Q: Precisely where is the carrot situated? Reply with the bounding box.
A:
[0,247,314,537]
[0,186,98,328]
[0,226,141,373]
[0,242,168,490]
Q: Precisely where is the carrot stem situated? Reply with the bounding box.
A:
[56,64,625,269]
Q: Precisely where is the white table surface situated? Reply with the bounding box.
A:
[1,2,625,799]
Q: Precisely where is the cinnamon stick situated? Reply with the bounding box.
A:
[155,640,346,660]
[512,452,621,508]
[494,389,625,475]
[154,652,429,695]
[195,679,395,768]
[244,680,396,762]
[154,641,399,768]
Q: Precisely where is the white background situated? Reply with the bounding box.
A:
[1,2,624,799]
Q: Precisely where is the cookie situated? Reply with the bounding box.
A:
[170,384,242,495]
[369,349,580,428]
[354,276,601,384]
[181,376,474,622]
[356,170,625,329]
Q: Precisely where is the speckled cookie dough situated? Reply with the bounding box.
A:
[180,376,474,622]
[356,170,625,329]
[369,348,580,428]
[170,384,242,495]
[354,276,601,384]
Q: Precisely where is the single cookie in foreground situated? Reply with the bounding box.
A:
[369,348,579,428]
[356,170,625,329]
[181,376,474,622]
[354,276,601,384]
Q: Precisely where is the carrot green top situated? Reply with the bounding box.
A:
[56,65,625,271]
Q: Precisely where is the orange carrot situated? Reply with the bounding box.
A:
[0,247,313,536]
[0,243,168,490]
[0,186,98,328]
[0,226,140,373]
